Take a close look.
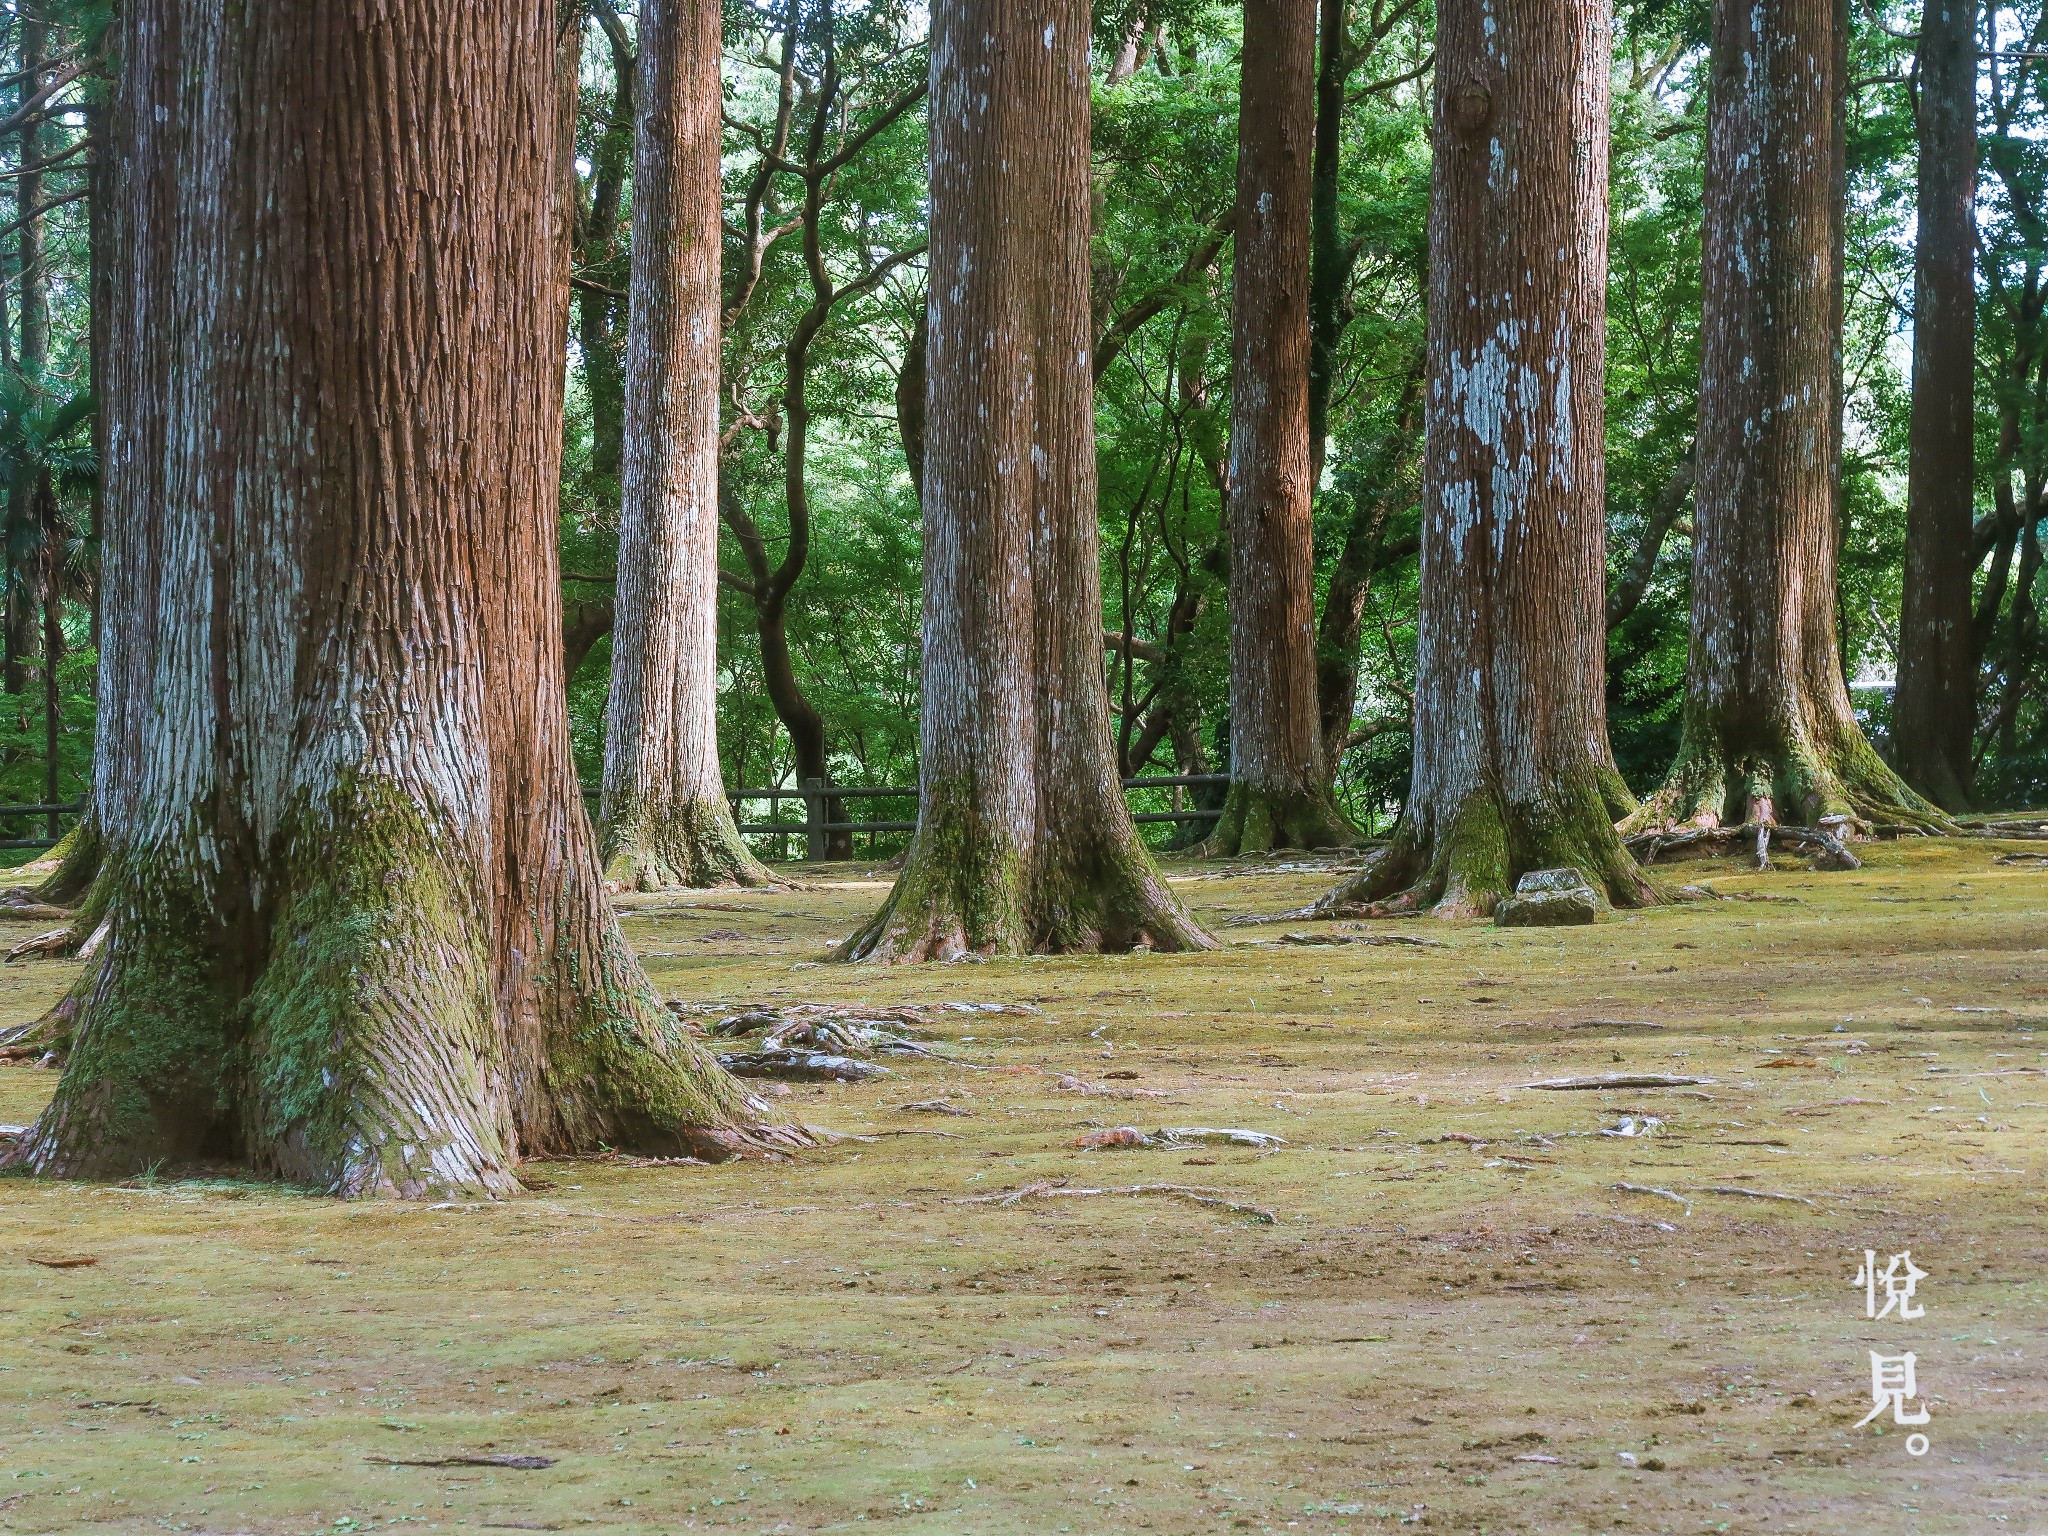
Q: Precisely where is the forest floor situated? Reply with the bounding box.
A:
[0,839,2043,1535]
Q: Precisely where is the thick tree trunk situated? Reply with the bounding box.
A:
[3,13,49,705]
[1628,0,1951,835]
[839,0,1213,960]
[1208,0,1355,855]
[576,13,635,491]
[1315,359,1422,773]
[9,0,790,1195]
[1315,0,1651,919]
[600,0,773,892]
[1892,0,1978,810]
[1308,0,1353,491]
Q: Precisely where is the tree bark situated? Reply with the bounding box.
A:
[1315,0,1653,919]
[4,12,49,703]
[1207,0,1355,855]
[9,0,791,1195]
[1892,0,1979,810]
[1628,0,1952,835]
[1308,0,1353,490]
[600,0,773,892]
[839,0,1213,960]
[576,8,634,490]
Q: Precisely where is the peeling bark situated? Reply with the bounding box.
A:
[600,0,774,892]
[839,0,1213,961]
[1314,0,1654,920]
[9,0,790,1196]
[1208,0,1356,855]
[1627,0,1952,837]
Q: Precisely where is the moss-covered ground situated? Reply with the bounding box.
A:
[0,840,2042,1534]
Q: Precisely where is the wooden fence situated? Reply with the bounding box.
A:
[582,772,1228,861]
[0,774,1231,860]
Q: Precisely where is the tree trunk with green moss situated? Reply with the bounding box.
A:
[599,0,773,892]
[1625,0,1951,837]
[1206,0,1356,856]
[837,0,1213,961]
[6,0,790,1196]
[1313,0,1652,919]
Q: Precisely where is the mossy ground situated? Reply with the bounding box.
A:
[0,840,2042,1534]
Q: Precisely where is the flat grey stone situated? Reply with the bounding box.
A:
[1495,888,1600,927]
[1516,866,1594,895]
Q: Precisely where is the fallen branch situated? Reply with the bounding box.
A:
[1613,1182,1691,1211]
[1694,1184,1815,1207]
[367,1453,556,1470]
[949,1180,1276,1224]
[1523,1073,1711,1091]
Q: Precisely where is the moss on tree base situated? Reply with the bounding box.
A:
[1309,775,1660,920]
[834,782,1217,962]
[1622,715,1957,841]
[602,794,777,893]
[1198,781,1359,857]
[4,778,800,1198]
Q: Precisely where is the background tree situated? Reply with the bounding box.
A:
[1627,0,1951,835]
[838,0,1213,959]
[1314,0,1654,917]
[1205,0,1356,854]
[1892,0,1978,810]
[11,0,786,1192]
[599,0,773,891]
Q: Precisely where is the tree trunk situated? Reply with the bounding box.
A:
[1315,357,1422,773]
[838,0,1213,960]
[4,12,49,704]
[1627,0,1951,835]
[9,0,791,1195]
[600,0,773,892]
[1207,0,1355,855]
[576,11,635,490]
[1892,0,1978,810]
[1315,0,1652,919]
[1308,0,1353,491]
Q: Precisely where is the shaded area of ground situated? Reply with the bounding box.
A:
[0,839,2042,1533]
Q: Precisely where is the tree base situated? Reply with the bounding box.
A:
[5,784,803,1197]
[602,795,777,893]
[1197,781,1359,856]
[1304,781,1661,921]
[1622,722,1957,841]
[834,794,1217,962]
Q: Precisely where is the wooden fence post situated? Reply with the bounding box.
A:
[802,777,827,862]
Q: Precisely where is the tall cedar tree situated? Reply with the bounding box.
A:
[600,0,775,890]
[1892,0,1978,809]
[838,0,1213,959]
[1311,0,1654,917]
[1627,0,1952,835]
[8,0,794,1195]
[1205,0,1357,853]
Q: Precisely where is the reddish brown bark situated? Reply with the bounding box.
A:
[10,0,788,1196]
[839,0,1211,960]
[1893,0,1979,810]
[1315,0,1651,919]
[1208,0,1355,855]
[600,0,772,891]
[1628,0,1951,836]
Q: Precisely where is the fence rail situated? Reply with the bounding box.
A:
[0,798,85,851]
[582,773,1228,859]
[0,776,1232,862]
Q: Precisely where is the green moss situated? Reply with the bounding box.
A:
[242,776,511,1198]
[602,791,777,892]
[1200,781,1359,857]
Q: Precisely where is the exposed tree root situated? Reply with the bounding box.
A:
[948,1179,1277,1224]
[1197,781,1358,857]
[1624,821,1860,872]
[1622,725,1957,845]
